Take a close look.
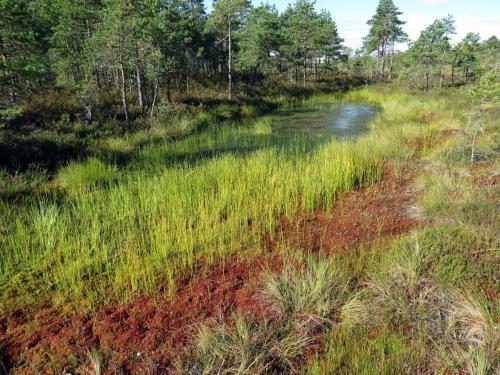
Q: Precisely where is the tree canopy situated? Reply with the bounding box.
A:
[0,0,498,119]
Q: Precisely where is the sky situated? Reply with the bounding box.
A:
[209,0,500,49]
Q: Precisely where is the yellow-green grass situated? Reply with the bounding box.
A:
[0,88,458,312]
[183,87,499,374]
[251,117,273,135]
[306,326,425,375]
[303,88,499,375]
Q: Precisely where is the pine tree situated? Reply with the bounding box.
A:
[479,36,500,74]
[236,4,281,79]
[207,0,251,99]
[0,0,51,103]
[456,32,481,83]
[410,15,455,90]
[364,0,406,79]
[48,0,101,87]
[281,0,326,86]
[315,9,344,77]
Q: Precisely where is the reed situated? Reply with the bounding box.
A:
[0,121,380,310]
[0,87,458,311]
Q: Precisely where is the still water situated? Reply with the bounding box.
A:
[266,103,378,150]
[134,102,379,169]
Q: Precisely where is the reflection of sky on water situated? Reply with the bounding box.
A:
[264,103,378,152]
[131,102,379,171]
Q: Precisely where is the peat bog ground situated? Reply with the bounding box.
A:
[1,86,498,374]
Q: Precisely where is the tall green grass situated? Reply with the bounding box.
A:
[0,139,379,310]
[187,87,497,374]
[0,88,459,311]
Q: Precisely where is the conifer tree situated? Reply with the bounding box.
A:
[364,0,406,79]
[410,15,455,90]
[207,0,251,99]
[236,4,281,79]
[455,32,481,82]
[0,0,51,102]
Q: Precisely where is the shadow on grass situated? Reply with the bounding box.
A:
[0,79,368,178]
[129,145,270,171]
[0,344,12,375]
[0,134,89,173]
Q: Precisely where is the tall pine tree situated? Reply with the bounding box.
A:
[364,0,406,79]
[207,0,251,99]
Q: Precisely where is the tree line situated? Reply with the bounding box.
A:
[0,0,344,121]
[1,0,498,123]
[360,1,498,90]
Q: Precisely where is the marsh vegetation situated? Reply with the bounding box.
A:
[0,0,499,373]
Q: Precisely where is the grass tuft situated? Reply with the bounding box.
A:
[260,257,351,324]
[58,157,118,192]
[251,117,273,135]
[192,315,312,374]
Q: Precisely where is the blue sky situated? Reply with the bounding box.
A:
[209,0,500,49]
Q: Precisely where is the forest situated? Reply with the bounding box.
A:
[0,0,499,374]
[1,0,498,125]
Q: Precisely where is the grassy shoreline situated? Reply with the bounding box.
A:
[1,92,383,311]
[1,87,453,312]
[1,86,498,374]
[186,88,499,374]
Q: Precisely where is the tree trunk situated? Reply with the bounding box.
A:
[136,60,145,113]
[451,65,455,85]
[84,104,92,122]
[1,54,16,103]
[376,48,381,79]
[379,37,387,80]
[471,125,478,164]
[424,68,430,91]
[471,110,482,164]
[388,40,395,81]
[228,17,232,100]
[119,61,129,123]
[150,79,158,118]
[175,73,181,93]
[303,55,307,87]
[380,54,385,80]
[167,76,172,103]
[439,66,444,89]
